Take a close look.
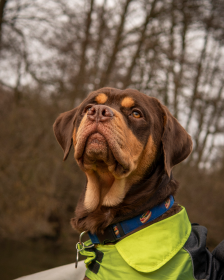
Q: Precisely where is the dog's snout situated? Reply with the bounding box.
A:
[87,105,113,122]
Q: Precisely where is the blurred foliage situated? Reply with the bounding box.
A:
[175,164,224,250]
[0,90,85,241]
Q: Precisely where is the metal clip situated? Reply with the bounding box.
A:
[75,231,94,268]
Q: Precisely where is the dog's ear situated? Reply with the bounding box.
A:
[159,104,193,176]
[53,108,78,161]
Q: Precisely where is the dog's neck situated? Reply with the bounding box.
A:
[71,164,179,234]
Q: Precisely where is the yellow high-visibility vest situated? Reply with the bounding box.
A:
[79,207,195,280]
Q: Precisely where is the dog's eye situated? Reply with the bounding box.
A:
[132,111,141,118]
[84,105,93,113]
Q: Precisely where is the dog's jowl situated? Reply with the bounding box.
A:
[54,87,224,280]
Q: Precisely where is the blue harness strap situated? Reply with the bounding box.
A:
[88,195,174,244]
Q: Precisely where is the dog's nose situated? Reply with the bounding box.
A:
[87,105,114,122]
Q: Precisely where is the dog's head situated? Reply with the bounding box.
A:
[53,88,192,215]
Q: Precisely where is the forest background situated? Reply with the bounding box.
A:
[0,0,224,279]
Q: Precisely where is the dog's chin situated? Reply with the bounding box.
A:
[77,133,131,178]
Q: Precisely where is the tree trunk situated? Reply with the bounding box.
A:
[99,0,132,88]
[73,0,94,100]
[0,0,7,50]
[123,0,158,88]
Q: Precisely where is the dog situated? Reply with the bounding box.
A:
[53,87,224,280]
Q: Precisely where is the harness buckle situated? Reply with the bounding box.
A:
[75,231,94,268]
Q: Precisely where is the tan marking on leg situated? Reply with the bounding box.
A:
[95,93,108,104]
[84,170,100,212]
[121,97,135,108]
[102,178,126,207]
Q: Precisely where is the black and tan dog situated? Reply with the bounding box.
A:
[54,88,224,280]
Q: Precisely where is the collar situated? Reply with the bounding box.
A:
[88,195,174,244]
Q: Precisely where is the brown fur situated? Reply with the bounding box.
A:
[53,87,192,279]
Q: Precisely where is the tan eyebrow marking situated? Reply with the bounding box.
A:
[121,97,135,108]
[95,93,108,104]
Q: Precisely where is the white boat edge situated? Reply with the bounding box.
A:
[14,261,86,280]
